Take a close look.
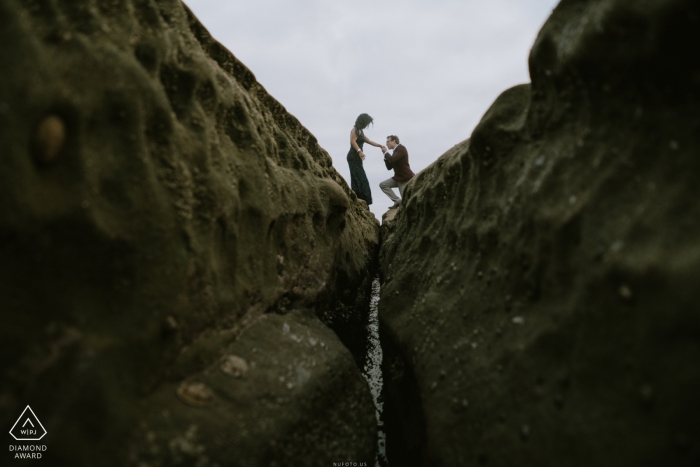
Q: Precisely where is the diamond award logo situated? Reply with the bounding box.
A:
[9,406,47,441]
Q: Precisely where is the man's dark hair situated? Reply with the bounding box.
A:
[354,113,373,132]
[387,135,400,144]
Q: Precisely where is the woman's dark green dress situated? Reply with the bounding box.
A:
[346,129,372,205]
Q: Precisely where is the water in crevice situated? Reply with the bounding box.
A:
[362,276,389,467]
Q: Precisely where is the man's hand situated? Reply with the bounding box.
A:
[380,146,387,152]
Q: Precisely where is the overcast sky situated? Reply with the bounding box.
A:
[183,0,561,219]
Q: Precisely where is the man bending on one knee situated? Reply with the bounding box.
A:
[380,135,415,209]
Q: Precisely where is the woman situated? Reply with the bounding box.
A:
[347,113,382,205]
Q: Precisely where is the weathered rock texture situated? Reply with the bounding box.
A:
[0,0,378,465]
[379,0,700,465]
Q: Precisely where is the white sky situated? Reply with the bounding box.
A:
[183,0,560,219]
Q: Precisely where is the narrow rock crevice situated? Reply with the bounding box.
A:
[378,318,427,467]
[362,276,389,467]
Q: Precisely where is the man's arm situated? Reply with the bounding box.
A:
[384,145,407,163]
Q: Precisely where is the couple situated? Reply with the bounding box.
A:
[346,113,415,209]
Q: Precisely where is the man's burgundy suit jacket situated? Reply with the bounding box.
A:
[384,144,415,183]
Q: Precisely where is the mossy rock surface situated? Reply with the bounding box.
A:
[379,0,700,465]
[0,0,378,465]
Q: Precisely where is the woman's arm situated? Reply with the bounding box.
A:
[350,128,365,159]
[363,136,382,148]
[350,128,360,150]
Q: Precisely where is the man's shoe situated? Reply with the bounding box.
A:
[389,201,400,209]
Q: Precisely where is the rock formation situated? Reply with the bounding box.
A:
[0,0,378,465]
[379,0,700,465]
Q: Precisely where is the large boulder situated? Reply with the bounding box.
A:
[0,0,378,465]
[379,0,700,465]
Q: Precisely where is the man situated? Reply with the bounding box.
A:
[380,135,415,209]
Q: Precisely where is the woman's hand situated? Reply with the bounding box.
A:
[358,150,365,160]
